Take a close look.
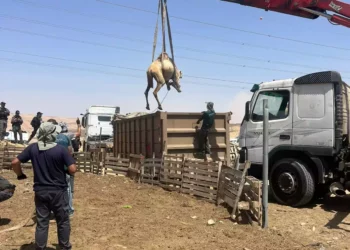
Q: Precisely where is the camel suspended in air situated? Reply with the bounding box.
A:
[145,52,182,110]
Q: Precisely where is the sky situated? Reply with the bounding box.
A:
[1,0,350,123]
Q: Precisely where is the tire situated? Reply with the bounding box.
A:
[270,158,315,207]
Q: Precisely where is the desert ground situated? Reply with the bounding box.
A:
[1,171,350,250]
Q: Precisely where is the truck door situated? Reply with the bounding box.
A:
[245,89,292,164]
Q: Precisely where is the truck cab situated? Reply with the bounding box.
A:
[81,105,120,150]
[239,71,350,207]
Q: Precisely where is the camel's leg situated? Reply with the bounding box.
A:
[166,81,171,91]
[152,70,166,110]
[153,82,166,110]
[145,71,154,110]
[144,85,151,110]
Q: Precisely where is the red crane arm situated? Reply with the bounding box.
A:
[222,0,350,28]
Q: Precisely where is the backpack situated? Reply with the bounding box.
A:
[56,134,71,149]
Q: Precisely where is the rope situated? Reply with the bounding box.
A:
[151,89,169,113]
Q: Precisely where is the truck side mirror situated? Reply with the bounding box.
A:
[82,117,86,128]
[244,101,250,121]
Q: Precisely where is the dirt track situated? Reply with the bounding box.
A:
[1,171,350,250]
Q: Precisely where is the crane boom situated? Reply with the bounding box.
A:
[222,0,350,28]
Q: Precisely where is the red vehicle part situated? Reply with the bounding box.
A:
[222,0,350,28]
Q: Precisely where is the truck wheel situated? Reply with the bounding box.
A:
[270,158,315,207]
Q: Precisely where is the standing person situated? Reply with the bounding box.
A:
[0,102,10,140]
[49,119,75,218]
[58,120,81,211]
[27,112,43,143]
[11,122,76,250]
[196,102,216,160]
[11,110,24,144]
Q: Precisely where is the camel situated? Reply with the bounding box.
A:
[145,52,183,110]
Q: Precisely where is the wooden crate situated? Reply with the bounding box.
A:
[244,176,262,225]
[140,158,162,185]
[159,154,184,191]
[181,158,220,203]
[105,155,130,176]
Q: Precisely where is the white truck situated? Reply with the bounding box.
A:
[81,105,120,151]
[239,71,350,207]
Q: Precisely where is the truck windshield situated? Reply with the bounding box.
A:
[98,116,111,122]
[252,90,289,122]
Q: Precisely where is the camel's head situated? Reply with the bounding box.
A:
[173,69,182,93]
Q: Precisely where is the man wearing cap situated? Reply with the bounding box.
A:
[11,110,24,144]
[11,122,77,250]
[0,102,10,140]
[196,102,216,160]
[27,112,43,143]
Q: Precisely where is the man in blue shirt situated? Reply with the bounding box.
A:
[11,122,76,250]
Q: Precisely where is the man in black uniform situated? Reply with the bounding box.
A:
[0,102,10,140]
[27,112,43,143]
[11,110,24,144]
[196,102,216,159]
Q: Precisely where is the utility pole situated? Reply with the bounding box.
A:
[262,99,269,229]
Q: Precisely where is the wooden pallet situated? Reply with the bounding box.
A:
[243,176,262,225]
[216,161,251,219]
[181,159,220,203]
[140,158,162,185]
[0,146,31,169]
[159,154,184,191]
[73,152,93,173]
[104,155,130,176]
[127,154,143,183]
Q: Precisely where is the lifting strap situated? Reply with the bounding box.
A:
[152,0,161,62]
[151,0,175,64]
[164,0,175,66]
[161,0,166,59]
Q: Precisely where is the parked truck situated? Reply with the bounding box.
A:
[81,105,120,151]
[239,71,350,207]
[113,111,231,164]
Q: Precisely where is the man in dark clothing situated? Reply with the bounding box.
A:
[0,102,10,140]
[11,110,24,144]
[0,176,16,203]
[12,122,77,250]
[196,102,216,157]
[27,112,43,143]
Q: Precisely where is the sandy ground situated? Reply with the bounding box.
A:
[1,171,350,250]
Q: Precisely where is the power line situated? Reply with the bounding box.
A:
[8,0,350,61]
[0,50,255,85]
[0,26,338,77]
[2,14,347,72]
[96,0,350,51]
[0,57,251,89]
